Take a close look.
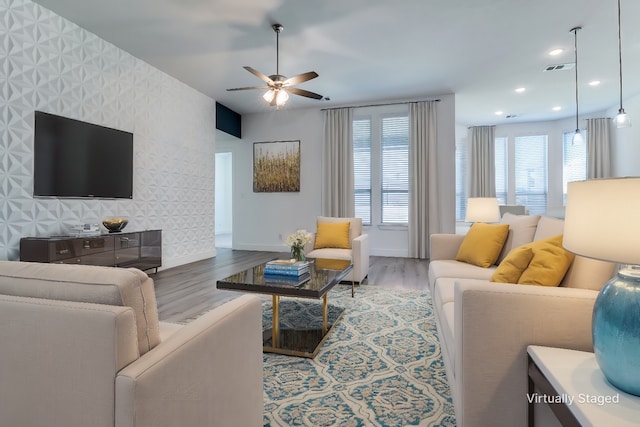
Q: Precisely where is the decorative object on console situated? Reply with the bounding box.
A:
[465,197,501,223]
[615,0,631,128]
[563,177,640,396]
[285,229,312,262]
[102,217,129,233]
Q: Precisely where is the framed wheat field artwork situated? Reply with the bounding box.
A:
[253,140,301,192]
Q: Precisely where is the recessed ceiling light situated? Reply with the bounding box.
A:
[549,49,563,56]
[515,87,526,93]
[495,111,504,116]
[552,106,562,111]
[589,80,601,86]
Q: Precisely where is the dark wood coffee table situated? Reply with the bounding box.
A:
[216,258,353,358]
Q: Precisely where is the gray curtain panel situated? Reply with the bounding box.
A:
[468,125,496,197]
[322,108,355,217]
[587,118,612,179]
[408,101,439,259]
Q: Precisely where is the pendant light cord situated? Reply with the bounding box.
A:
[572,27,581,132]
[618,0,624,111]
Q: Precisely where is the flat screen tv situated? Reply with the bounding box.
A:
[33,111,133,199]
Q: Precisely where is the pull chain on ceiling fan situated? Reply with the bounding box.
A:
[226,24,323,107]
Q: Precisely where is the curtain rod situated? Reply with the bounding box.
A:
[321,98,441,111]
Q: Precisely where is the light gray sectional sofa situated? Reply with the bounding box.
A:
[0,261,263,427]
[428,214,615,427]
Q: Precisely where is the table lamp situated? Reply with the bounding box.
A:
[563,177,640,396]
[465,197,501,223]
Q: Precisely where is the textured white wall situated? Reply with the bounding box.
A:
[0,1,216,267]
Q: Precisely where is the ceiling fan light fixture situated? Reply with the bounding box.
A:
[276,89,289,107]
[263,89,275,103]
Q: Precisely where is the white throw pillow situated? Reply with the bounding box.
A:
[497,213,541,262]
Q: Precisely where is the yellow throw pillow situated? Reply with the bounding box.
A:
[491,246,534,283]
[314,221,351,249]
[455,223,510,268]
[517,235,575,287]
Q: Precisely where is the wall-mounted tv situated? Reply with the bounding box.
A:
[33,111,133,199]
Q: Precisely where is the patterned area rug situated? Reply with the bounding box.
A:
[261,285,456,427]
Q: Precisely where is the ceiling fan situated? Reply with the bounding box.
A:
[226,24,323,107]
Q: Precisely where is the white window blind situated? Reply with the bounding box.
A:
[514,135,548,215]
[562,130,587,204]
[495,136,507,205]
[381,115,409,223]
[353,119,371,224]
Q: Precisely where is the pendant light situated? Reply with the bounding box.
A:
[615,0,631,128]
[571,26,584,145]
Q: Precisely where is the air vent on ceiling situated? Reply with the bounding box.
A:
[544,63,575,72]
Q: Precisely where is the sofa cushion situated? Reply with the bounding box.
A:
[497,213,541,262]
[0,261,159,355]
[456,223,509,268]
[517,235,575,287]
[440,301,456,375]
[306,247,352,261]
[428,260,496,291]
[314,221,351,249]
[491,246,534,283]
[433,278,457,310]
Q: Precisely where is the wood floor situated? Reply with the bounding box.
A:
[153,249,430,323]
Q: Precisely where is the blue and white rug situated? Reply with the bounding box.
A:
[261,285,456,427]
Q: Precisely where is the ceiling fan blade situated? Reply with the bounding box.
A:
[286,87,323,100]
[284,71,319,86]
[226,86,270,91]
[243,66,274,85]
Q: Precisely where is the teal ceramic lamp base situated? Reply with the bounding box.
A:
[593,264,640,396]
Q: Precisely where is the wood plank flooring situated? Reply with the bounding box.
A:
[153,249,430,323]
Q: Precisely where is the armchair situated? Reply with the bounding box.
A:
[305,216,370,283]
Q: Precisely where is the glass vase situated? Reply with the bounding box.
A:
[290,245,305,262]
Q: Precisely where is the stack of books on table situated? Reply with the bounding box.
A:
[263,260,311,286]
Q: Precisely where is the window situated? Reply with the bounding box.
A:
[353,119,372,224]
[562,131,587,204]
[455,139,467,221]
[514,135,548,215]
[381,116,409,223]
[353,109,409,225]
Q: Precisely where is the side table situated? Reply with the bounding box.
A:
[527,345,640,427]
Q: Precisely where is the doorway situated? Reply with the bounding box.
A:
[215,152,233,248]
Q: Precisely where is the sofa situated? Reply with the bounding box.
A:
[428,214,615,427]
[0,261,263,427]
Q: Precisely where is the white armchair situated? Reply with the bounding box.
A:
[305,216,370,283]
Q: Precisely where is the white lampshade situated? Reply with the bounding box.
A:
[563,177,640,264]
[465,197,501,223]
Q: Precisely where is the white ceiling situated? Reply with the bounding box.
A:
[32,0,640,125]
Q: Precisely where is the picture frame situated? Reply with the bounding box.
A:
[253,140,301,192]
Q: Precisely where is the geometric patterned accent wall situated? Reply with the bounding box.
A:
[0,0,216,266]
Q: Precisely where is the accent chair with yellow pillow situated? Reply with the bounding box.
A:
[305,216,370,283]
[428,214,616,427]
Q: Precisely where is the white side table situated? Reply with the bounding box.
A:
[527,345,640,427]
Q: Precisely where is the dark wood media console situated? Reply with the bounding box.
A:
[20,229,162,273]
